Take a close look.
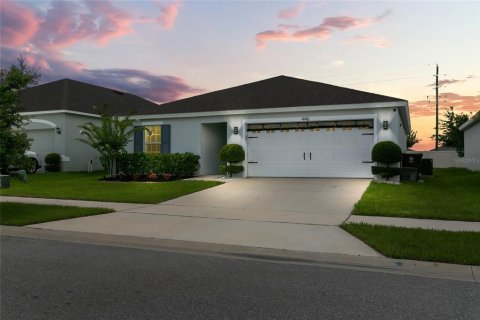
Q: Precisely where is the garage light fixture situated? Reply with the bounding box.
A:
[56,126,62,134]
[382,121,389,130]
[233,126,239,135]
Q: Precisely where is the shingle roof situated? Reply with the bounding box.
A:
[459,111,480,131]
[19,78,160,116]
[145,75,406,115]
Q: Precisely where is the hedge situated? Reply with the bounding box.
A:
[44,153,61,172]
[117,153,200,178]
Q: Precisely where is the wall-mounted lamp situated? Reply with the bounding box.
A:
[56,126,62,134]
[233,126,239,135]
[382,121,389,130]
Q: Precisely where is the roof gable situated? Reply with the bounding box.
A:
[19,78,160,116]
[144,75,406,115]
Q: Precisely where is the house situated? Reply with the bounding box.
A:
[20,76,410,177]
[459,111,480,171]
[19,79,160,171]
[130,75,410,178]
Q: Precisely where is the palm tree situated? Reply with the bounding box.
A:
[77,107,139,178]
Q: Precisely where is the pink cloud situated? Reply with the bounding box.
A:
[256,10,392,48]
[157,1,181,29]
[410,92,480,117]
[33,0,134,50]
[0,0,40,47]
[343,35,390,48]
[278,2,305,20]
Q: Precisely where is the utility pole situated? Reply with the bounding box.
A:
[435,64,439,151]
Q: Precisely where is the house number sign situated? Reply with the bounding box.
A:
[301,117,309,121]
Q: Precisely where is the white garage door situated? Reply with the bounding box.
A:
[247,120,374,178]
[27,129,55,162]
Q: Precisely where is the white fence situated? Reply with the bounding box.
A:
[407,150,462,169]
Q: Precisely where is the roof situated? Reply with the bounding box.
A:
[143,75,407,115]
[19,78,160,116]
[459,111,480,131]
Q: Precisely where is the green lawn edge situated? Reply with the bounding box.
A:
[0,172,223,204]
[0,202,114,226]
[352,168,480,222]
[342,222,480,266]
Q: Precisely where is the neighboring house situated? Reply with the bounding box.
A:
[459,111,480,171]
[130,75,410,178]
[18,79,160,171]
[19,76,410,177]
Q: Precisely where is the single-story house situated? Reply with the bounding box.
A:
[459,111,480,171]
[20,75,410,178]
[19,79,160,171]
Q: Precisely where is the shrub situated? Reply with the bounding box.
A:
[44,153,61,172]
[220,165,244,174]
[371,166,401,180]
[371,141,402,165]
[220,144,245,163]
[117,153,200,179]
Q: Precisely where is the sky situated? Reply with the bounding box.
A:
[1,0,479,151]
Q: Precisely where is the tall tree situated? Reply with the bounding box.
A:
[434,107,469,155]
[406,130,421,148]
[0,56,41,174]
[77,107,140,178]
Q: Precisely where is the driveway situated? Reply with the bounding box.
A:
[29,178,379,257]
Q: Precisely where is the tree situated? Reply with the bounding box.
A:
[406,130,421,148]
[77,106,140,178]
[433,107,469,155]
[0,56,40,174]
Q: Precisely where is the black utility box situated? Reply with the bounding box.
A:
[420,158,433,176]
[402,153,423,168]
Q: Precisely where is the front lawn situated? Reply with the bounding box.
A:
[353,168,480,221]
[0,172,222,204]
[0,202,113,226]
[342,223,480,265]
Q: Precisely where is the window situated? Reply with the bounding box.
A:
[145,125,161,154]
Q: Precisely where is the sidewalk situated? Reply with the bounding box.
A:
[346,215,480,232]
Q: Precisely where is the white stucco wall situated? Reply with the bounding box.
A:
[462,123,480,171]
[22,112,102,171]
[136,103,409,177]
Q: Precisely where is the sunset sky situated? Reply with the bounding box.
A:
[1,0,479,150]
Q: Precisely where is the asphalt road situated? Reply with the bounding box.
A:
[1,236,479,320]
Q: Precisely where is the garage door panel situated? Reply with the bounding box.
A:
[247,122,374,178]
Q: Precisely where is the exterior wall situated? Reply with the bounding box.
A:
[462,123,480,171]
[63,114,102,171]
[22,113,102,171]
[407,150,459,168]
[136,103,408,177]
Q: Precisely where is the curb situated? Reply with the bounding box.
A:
[2,225,478,283]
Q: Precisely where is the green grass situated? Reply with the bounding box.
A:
[342,223,480,265]
[353,168,480,221]
[0,202,113,226]
[0,172,222,204]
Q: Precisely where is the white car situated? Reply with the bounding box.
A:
[25,151,42,173]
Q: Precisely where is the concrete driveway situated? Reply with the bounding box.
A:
[28,178,379,257]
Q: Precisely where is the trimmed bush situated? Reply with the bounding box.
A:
[117,153,200,179]
[44,153,61,172]
[371,141,402,165]
[220,144,245,163]
[220,165,244,174]
[371,166,401,180]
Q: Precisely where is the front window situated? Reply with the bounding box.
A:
[145,125,161,154]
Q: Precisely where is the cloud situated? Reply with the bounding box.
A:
[343,35,389,48]
[410,92,480,117]
[0,0,40,47]
[330,60,346,67]
[256,10,392,48]
[0,47,200,103]
[83,69,200,102]
[33,0,134,50]
[156,1,181,29]
[427,79,466,87]
[278,2,305,20]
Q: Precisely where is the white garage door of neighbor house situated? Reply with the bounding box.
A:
[246,120,375,178]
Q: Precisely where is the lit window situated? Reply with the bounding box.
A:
[145,126,161,154]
